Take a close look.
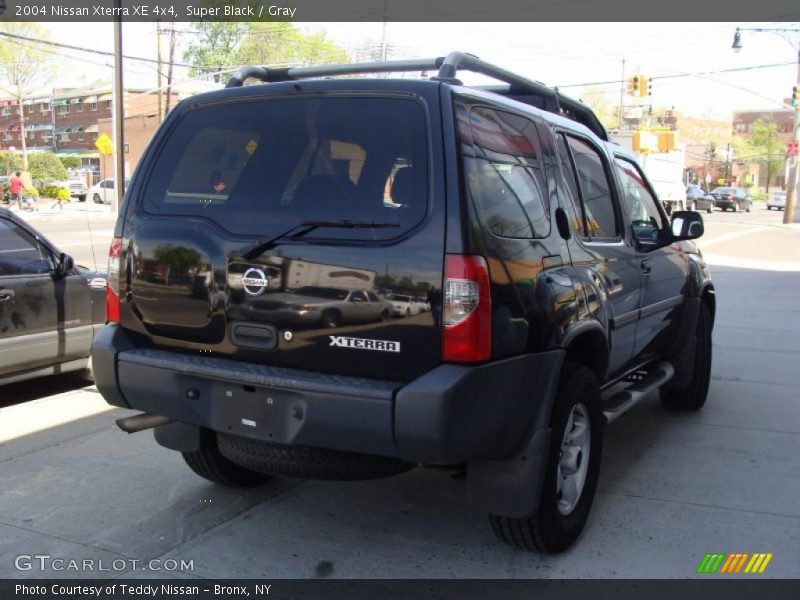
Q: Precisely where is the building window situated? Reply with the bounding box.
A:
[40,102,51,113]
[104,100,112,109]
[60,133,70,142]
[57,104,69,116]
[77,131,84,142]
[734,122,747,134]
[1,106,9,116]
[90,102,97,111]
[2,132,10,141]
[76,102,83,113]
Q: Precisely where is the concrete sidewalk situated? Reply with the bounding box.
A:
[4,198,117,224]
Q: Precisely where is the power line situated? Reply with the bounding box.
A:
[0,30,194,69]
[558,61,796,88]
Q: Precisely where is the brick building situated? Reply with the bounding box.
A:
[1,87,178,182]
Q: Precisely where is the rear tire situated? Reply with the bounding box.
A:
[92,193,102,204]
[707,207,712,214]
[661,303,712,411]
[489,362,603,553]
[732,203,737,212]
[217,433,413,481]
[182,430,271,487]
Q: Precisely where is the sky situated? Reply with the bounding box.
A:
[37,21,800,122]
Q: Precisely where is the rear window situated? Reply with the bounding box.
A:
[141,96,429,241]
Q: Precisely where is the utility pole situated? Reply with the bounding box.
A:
[785,42,800,223]
[156,21,163,122]
[165,26,176,116]
[619,58,625,129]
[112,12,125,215]
[16,79,28,171]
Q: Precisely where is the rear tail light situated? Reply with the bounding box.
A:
[106,237,122,323]
[442,255,491,363]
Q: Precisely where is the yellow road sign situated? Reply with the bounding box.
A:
[95,133,114,155]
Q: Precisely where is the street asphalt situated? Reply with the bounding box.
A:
[0,203,798,579]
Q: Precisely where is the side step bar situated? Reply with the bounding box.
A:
[116,413,171,434]
[602,362,674,424]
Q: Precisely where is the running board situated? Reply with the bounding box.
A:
[602,362,674,424]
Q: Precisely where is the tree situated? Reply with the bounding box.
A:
[0,23,55,170]
[153,245,202,285]
[0,150,23,176]
[183,22,248,83]
[733,118,784,193]
[60,156,82,170]
[28,152,67,185]
[579,86,619,130]
[183,21,349,83]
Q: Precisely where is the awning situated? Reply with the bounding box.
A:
[35,124,53,131]
[73,126,84,132]
[85,124,99,133]
[69,98,83,104]
[0,100,11,107]
[57,151,99,159]
[23,99,35,106]
[54,127,70,134]
[97,93,112,102]
[83,95,98,104]
[52,99,68,107]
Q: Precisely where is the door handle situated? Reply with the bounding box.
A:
[0,289,15,301]
[640,260,652,275]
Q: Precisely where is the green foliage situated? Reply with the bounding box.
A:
[183,21,349,83]
[60,156,82,169]
[28,152,67,184]
[56,188,71,202]
[24,186,39,198]
[751,192,768,202]
[0,150,23,176]
[735,119,785,193]
[41,185,70,199]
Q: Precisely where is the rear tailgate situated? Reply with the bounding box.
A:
[118,83,446,382]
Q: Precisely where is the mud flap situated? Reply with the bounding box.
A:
[663,297,700,391]
[466,428,551,518]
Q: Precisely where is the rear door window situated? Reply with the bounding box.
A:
[142,97,429,242]
[457,103,550,239]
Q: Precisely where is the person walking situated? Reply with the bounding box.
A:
[9,171,24,210]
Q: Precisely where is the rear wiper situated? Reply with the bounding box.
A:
[240,220,399,260]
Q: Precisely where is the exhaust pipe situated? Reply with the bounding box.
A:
[116,413,171,434]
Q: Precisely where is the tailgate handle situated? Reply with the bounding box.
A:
[231,323,277,350]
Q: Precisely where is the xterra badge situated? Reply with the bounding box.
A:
[329,336,401,353]
[241,268,268,296]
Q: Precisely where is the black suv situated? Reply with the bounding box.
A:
[93,52,715,553]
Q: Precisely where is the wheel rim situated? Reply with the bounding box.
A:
[557,403,591,516]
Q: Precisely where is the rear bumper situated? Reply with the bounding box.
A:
[92,324,562,465]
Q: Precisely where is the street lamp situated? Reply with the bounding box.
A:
[731,27,800,224]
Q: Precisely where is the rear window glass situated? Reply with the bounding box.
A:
[142,97,429,241]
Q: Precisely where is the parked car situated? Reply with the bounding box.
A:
[387,293,422,317]
[93,52,714,554]
[68,178,87,202]
[766,191,786,211]
[0,207,106,386]
[709,186,752,212]
[240,286,391,328]
[686,184,714,213]
[87,178,130,204]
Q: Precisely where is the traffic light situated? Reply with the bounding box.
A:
[628,75,640,96]
[639,76,649,97]
[792,85,799,108]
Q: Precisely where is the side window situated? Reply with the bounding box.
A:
[556,134,585,236]
[349,290,368,302]
[614,157,666,243]
[0,219,55,276]
[458,104,550,239]
[367,292,380,303]
[565,136,619,239]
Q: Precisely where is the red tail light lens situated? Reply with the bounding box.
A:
[106,237,122,323]
[442,255,491,363]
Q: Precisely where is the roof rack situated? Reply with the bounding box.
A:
[225,51,608,141]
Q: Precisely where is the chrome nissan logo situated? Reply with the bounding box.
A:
[241,268,268,296]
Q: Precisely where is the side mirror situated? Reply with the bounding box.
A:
[57,253,75,278]
[671,211,704,240]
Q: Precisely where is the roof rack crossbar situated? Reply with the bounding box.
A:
[224,51,607,141]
